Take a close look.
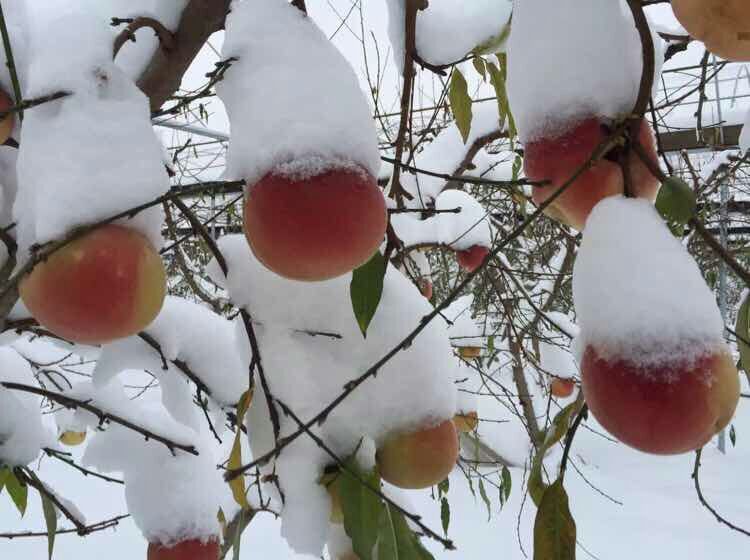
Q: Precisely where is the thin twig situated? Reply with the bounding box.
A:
[1,382,199,455]
[692,448,750,537]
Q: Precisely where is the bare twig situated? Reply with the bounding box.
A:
[1,382,199,455]
[692,449,750,537]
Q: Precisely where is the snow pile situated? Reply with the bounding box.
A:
[507,0,663,142]
[400,104,502,208]
[392,189,494,251]
[83,383,222,547]
[94,296,248,410]
[209,235,457,554]
[0,348,51,466]
[573,197,725,366]
[24,1,187,82]
[398,249,431,282]
[740,108,750,155]
[443,294,485,348]
[386,0,512,70]
[218,0,380,186]
[539,328,578,381]
[14,9,167,254]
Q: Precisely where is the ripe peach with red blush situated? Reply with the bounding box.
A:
[19,225,166,345]
[243,165,387,281]
[550,378,576,399]
[525,118,659,230]
[581,346,740,455]
[671,0,750,61]
[376,419,459,489]
[147,539,219,560]
[456,245,489,272]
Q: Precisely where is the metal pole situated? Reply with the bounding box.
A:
[712,55,728,454]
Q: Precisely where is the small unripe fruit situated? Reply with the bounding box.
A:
[20,225,166,345]
[59,430,87,446]
[550,378,576,399]
[453,411,478,433]
[243,165,387,281]
[581,346,740,455]
[458,346,482,359]
[456,245,489,272]
[147,539,219,560]
[376,419,459,489]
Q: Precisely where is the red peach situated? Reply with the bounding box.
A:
[20,225,166,345]
[672,0,750,61]
[581,345,740,455]
[550,378,576,399]
[418,278,433,300]
[456,245,489,272]
[147,539,219,560]
[525,118,659,230]
[376,419,459,489]
[243,166,387,281]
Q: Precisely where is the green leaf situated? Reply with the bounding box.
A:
[472,57,487,81]
[478,478,492,521]
[486,55,517,140]
[448,69,473,143]
[472,17,512,55]
[232,508,247,560]
[40,491,58,560]
[501,466,512,503]
[340,458,383,560]
[376,504,435,560]
[736,293,750,375]
[656,177,697,225]
[351,252,387,338]
[0,467,10,495]
[533,479,576,560]
[529,397,582,507]
[730,425,737,447]
[440,497,450,537]
[228,389,253,510]
[437,478,449,497]
[6,470,28,516]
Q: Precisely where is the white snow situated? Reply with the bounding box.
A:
[217,0,380,186]
[0,348,51,466]
[507,0,662,142]
[740,108,750,155]
[94,297,249,408]
[573,197,725,367]
[539,329,578,381]
[84,418,223,546]
[13,9,168,253]
[400,104,502,208]
[385,0,512,69]
[391,189,494,252]
[210,234,457,555]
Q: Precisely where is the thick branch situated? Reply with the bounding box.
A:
[137,0,232,112]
